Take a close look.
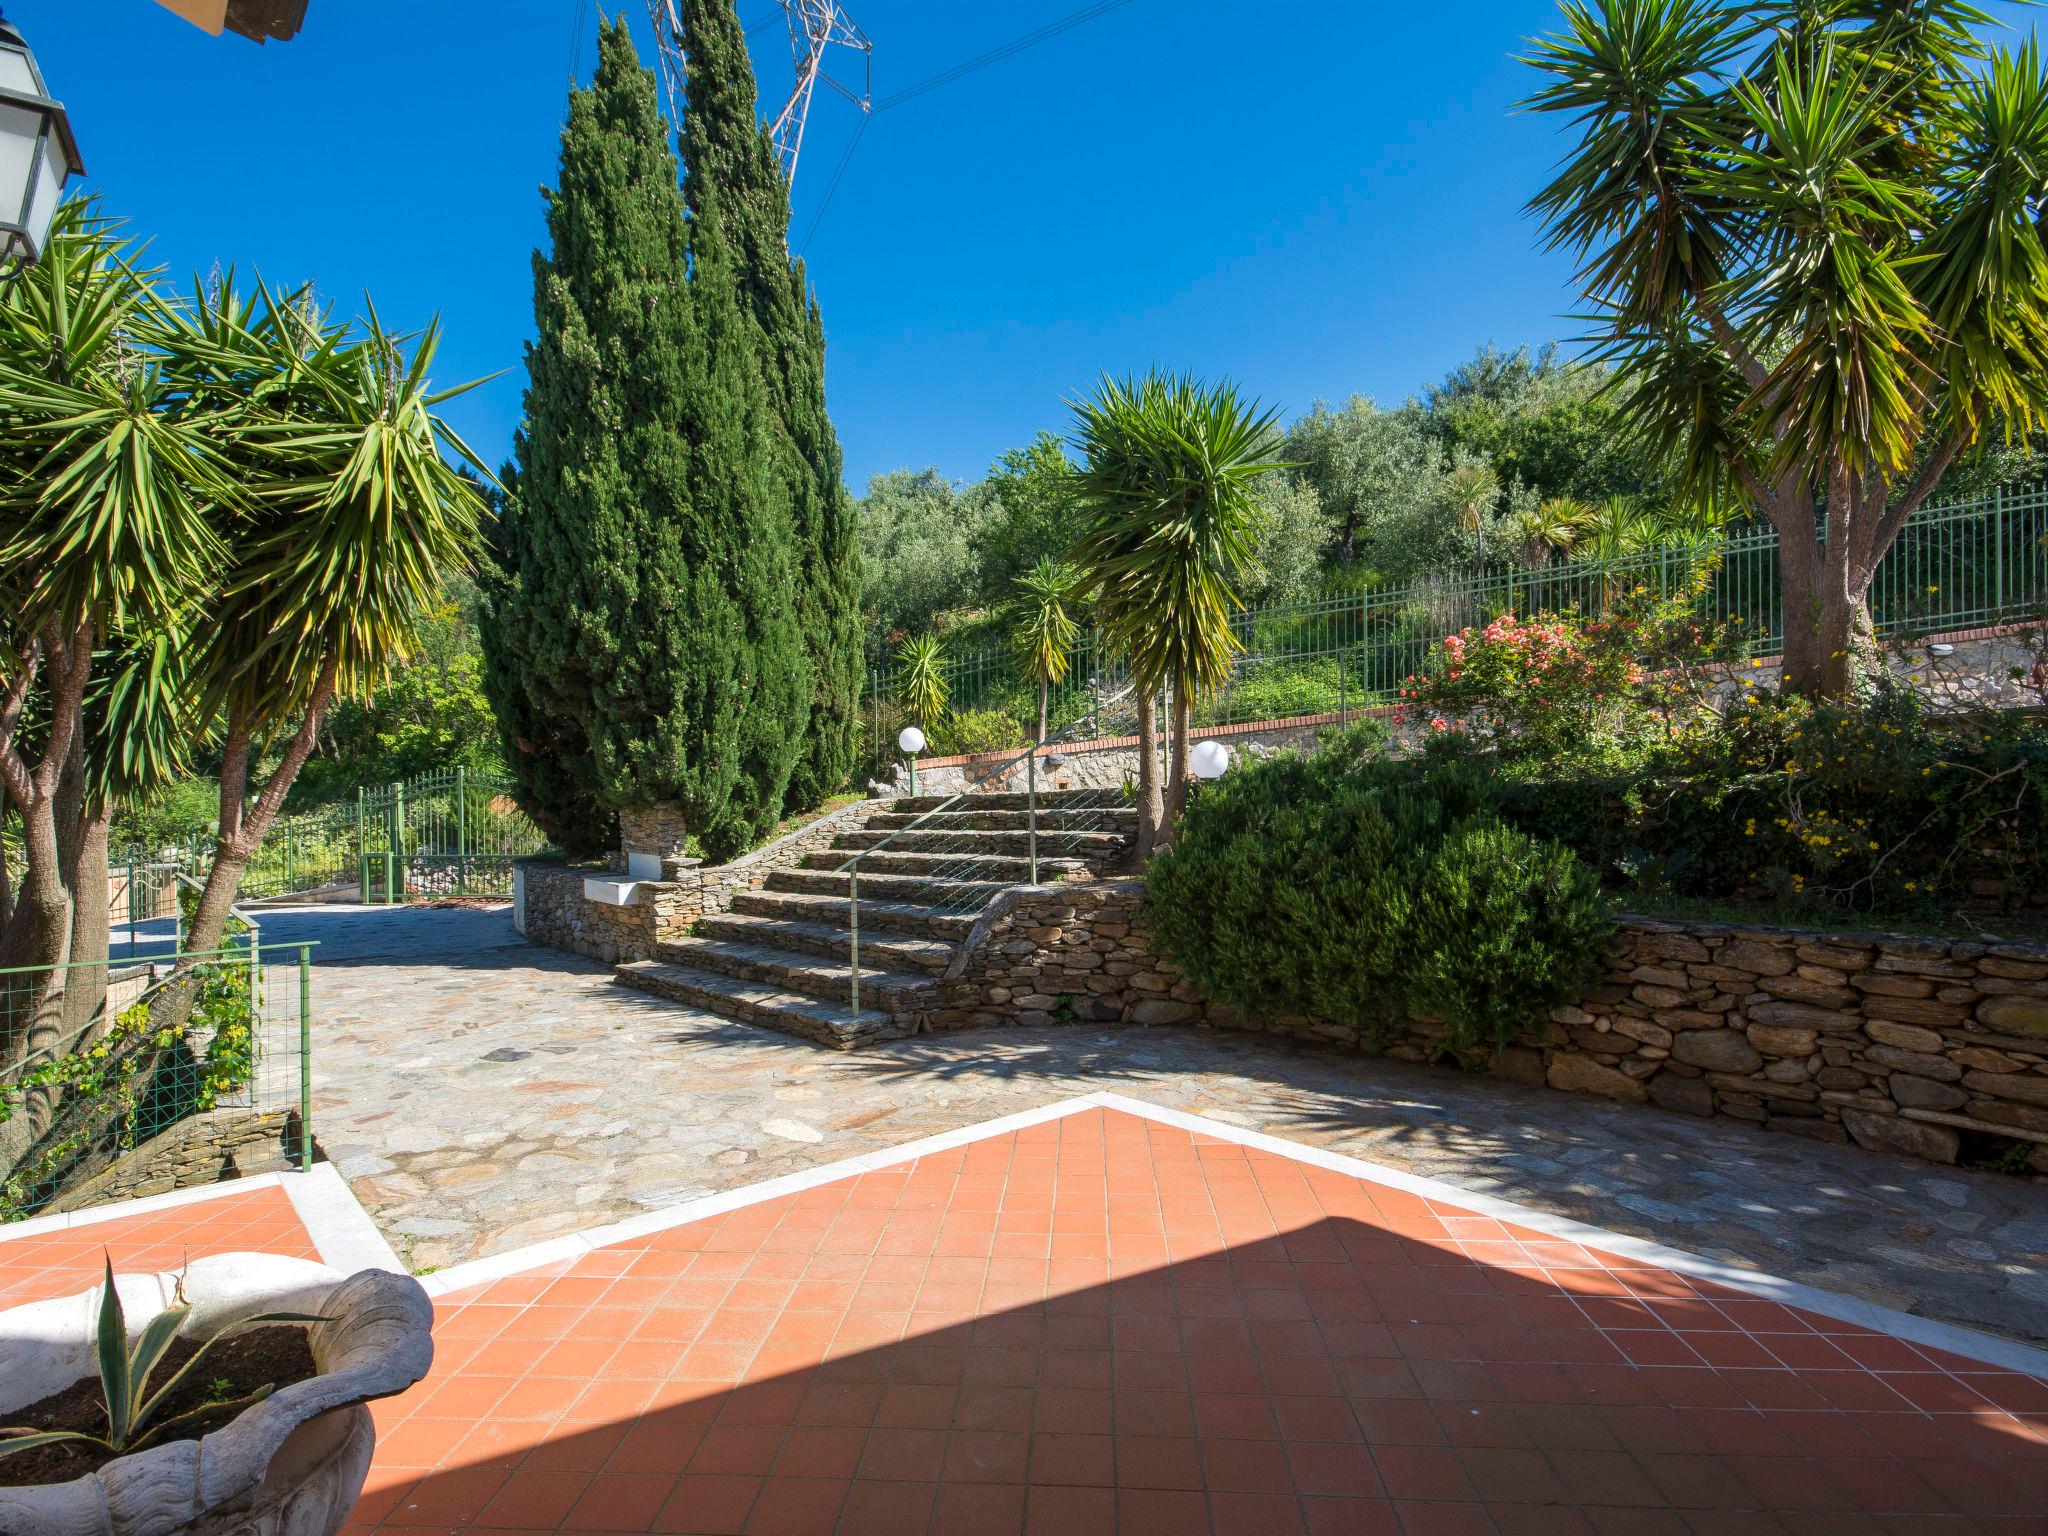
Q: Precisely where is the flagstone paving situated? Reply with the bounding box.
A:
[260,905,2048,1346]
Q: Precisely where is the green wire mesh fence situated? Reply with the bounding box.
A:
[0,938,316,1222]
[111,766,548,912]
[866,481,2048,754]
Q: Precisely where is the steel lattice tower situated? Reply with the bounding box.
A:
[646,0,871,188]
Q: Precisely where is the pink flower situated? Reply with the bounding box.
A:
[1429,717,1449,733]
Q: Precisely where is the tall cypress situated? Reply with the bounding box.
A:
[480,18,803,860]
[679,0,863,811]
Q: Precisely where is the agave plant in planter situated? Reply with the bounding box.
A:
[0,1253,433,1536]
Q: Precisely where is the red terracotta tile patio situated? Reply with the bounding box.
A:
[0,1181,318,1308]
[333,1105,2048,1534]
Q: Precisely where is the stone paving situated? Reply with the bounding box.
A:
[260,905,2048,1346]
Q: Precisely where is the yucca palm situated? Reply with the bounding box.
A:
[1525,2,2048,696]
[1008,556,1084,743]
[894,634,949,731]
[0,205,221,1084]
[168,283,489,967]
[0,208,488,1056]
[1068,372,1286,856]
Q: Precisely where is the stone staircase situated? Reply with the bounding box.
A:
[613,790,1133,1048]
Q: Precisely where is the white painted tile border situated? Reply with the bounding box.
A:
[281,1163,407,1275]
[0,1164,405,1280]
[1083,1093,2048,1380]
[411,1089,2048,1381]
[415,1096,1101,1299]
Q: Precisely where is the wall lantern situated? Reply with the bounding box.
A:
[0,9,84,279]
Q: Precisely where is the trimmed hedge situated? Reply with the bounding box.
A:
[1145,744,1613,1056]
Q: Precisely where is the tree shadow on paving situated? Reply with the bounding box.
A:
[347,1185,2048,1534]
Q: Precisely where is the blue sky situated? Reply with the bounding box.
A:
[19,1,2041,491]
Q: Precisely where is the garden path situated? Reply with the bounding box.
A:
[266,905,2048,1346]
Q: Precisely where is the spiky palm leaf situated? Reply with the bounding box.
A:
[1067,372,1287,701]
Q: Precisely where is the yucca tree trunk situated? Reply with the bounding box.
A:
[1037,678,1049,744]
[1162,679,1194,839]
[158,659,339,1031]
[1131,689,1166,866]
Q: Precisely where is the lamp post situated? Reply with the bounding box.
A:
[0,8,84,281]
[897,725,926,796]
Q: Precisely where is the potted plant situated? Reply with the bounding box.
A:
[0,1252,433,1535]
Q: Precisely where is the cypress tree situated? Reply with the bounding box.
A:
[680,0,863,810]
[480,18,804,860]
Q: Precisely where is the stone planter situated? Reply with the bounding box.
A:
[0,1254,434,1536]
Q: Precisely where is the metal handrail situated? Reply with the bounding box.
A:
[839,680,1137,1019]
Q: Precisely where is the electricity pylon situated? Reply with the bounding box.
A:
[646,0,871,188]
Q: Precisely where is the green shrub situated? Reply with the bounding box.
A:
[930,708,1028,757]
[1147,748,1612,1057]
[1407,817,1614,1047]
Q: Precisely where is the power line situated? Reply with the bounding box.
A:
[873,0,1141,114]
[567,0,591,89]
[799,0,1143,250]
[797,113,868,256]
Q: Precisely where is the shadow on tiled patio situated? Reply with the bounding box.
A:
[346,1110,2048,1535]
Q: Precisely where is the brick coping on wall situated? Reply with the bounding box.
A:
[911,617,2046,772]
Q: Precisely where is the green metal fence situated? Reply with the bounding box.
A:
[356,768,546,903]
[116,766,547,911]
[867,481,2048,750]
[0,937,316,1221]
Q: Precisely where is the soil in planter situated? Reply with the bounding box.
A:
[0,1324,316,1487]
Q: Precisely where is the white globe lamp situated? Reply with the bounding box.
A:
[1189,740,1231,781]
[897,725,927,794]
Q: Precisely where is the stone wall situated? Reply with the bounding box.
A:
[47,1108,301,1214]
[887,622,2046,799]
[934,879,2048,1172]
[516,798,885,964]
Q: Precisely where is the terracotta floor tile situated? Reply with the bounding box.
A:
[20,1107,2034,1535]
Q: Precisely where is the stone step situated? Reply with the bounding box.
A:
[613,961,908,1050]
[765,867,1009,908]
[864,807,1136,834]
[692,913,956,975]
[652,936,940,1010]
[799,848,1041,881]
[728,890,978,942]
[829,827,1130,861]
[892,790,1129,815]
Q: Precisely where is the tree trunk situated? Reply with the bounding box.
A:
[1162,679,1193,838]
[1130,689,1165,866]
[157,660,339,1030]
[60,810,110,1043]
[1776,525,1828,697]
[1037,679,1049,745]
[1779,523,1881,699]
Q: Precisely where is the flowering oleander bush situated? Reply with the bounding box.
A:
[1402,610,1643,757]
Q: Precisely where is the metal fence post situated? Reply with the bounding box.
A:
[455,765,469,894]
[1995,483,2006,620]
[388,782,404,904]
[297,944,313,1172]
[1027,743,1039,886]
[356,788,368,905]
[848,870,861,1022]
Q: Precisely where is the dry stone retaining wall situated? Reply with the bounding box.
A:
[935,878,2048,1172]
[515,799,884,963]
[46,1108,299,1213]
